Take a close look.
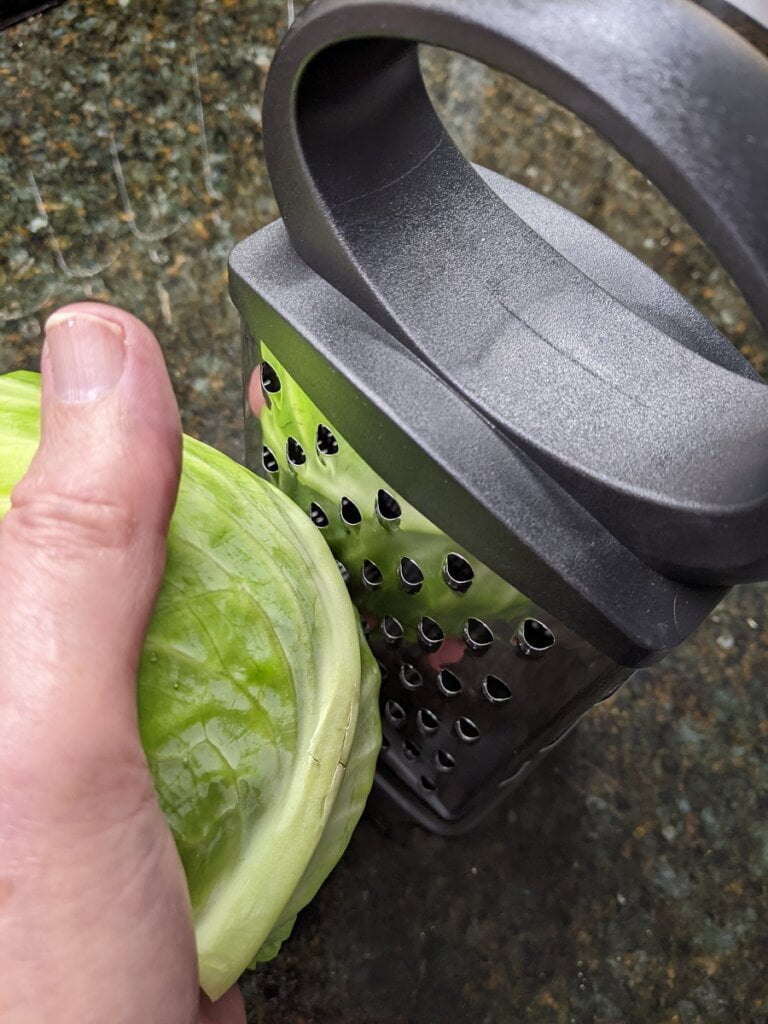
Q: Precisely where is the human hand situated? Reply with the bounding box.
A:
[0,304,246,1024]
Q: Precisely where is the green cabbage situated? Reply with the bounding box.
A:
[0,371,380,1000]
[258,345,530,639]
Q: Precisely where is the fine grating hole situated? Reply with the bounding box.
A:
[382,614,404,644]
[316,423,339,456]
[376,659,389,681]
[402,739,420,761]
[463,617,494,652]
[309,501,329,528]
[375,488,401,526]
[455,717,481,743]
[384,699,406,727]
[340,496,362,526]
[361,558,384,590]
[435,749,456,772]
[517,617,556,657]
[399,663,423,689]
[398,556,424,594]
[418,616,444,652]
[421,775,437,792]
[442,552,475,593]
[437,668,462,696]
[482,674,513,704]
[260,360,281,394]
[286,436,306,466]
[336,560,351,585]
[261,445,279,474]
[417,708,440,736]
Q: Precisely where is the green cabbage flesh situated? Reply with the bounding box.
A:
[0,371,380,1000]
[258,345,530,639]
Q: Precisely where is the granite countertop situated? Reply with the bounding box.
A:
[2,3,767,1022]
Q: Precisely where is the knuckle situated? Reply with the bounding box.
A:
[5,489,136,557]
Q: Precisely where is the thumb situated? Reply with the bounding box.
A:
[0,302,182,804]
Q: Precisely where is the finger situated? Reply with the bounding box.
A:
[0,302,182,810]
[198,984,247,1024]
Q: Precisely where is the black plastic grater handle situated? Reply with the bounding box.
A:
[259,0,768,665]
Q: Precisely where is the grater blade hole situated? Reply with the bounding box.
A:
[402,739,420,761]
[398,556,424,595]
[286,436,306,466]
[340,496,362,526]
[437,668,462,696]
[261,445,279,475]
[361,558,384,590]
[482,674,513,704]
[384,699,406,727]
[382,614,404,644]
[399,663,423,689]
[455,717,481,743]
[418,616,444,652]
[316,423,339,456]
[309,501,329,528]
[375,488,401,526]
[435,749,456,772]
[517,617,555,657]
[336,560,351,585]
[442,552,474,593]
[421,775,437,792]
[463,617,494,652]
[380,734,390,750]
[417,708,440,736]
[260,361,281,394]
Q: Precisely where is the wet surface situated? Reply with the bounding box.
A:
[2,3,767,1021]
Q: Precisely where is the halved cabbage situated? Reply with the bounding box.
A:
[0,371,380,999]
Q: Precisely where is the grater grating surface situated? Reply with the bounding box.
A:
[243,337,631,832]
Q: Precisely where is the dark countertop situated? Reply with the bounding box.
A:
[2,3,767,1022]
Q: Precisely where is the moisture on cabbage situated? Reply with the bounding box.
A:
[0,371,381,1001]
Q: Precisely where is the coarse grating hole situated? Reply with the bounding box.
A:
[516,617,556,657]
[309,501,329,528]
[260,360,281,393]
[316,423,339,456]
[402,738,420,761]
[361,558,383,590]
[437,668,462,696]
[376,659,389,681]
[384,699,406,727]
[421,775,437,791]
[417,708,440,736]
[417,616,444,652]
[336,560,351,585]
[340,496,362,526]
[399,664,423,689]
[442,552,474,593]
[286,436,306,466]
[262,445,279,474]
[455,717,481,743]
[435,749,456,772]
[482,674,513,704]
[375,488,401,526]
[463,617,494,652]
[398,556,424,594]
[382,614,404,644]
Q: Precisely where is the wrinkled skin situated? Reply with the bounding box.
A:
[0,304,245,1024]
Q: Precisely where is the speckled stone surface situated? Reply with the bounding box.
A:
[2,4,767,1022]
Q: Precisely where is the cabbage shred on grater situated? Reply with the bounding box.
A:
[229,0,768,833]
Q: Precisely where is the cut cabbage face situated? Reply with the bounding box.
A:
[0,371,380,1000]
